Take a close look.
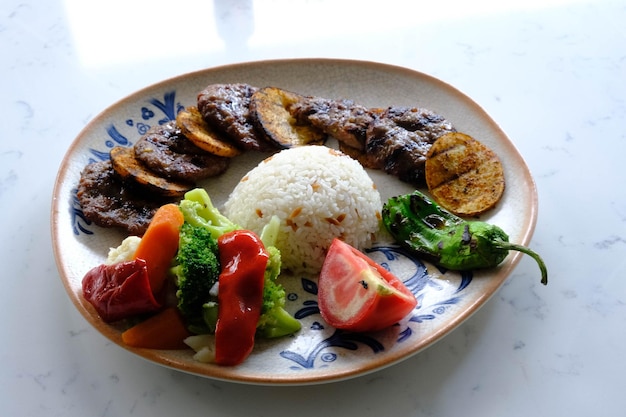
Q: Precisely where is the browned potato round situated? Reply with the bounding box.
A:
[250,86,327,148]
[110,146,193,197]
[425,132,505,216]
[176,106,242,157]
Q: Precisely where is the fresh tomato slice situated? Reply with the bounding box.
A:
[318,238,417,332]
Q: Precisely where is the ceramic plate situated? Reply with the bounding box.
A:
[52,59,537,385]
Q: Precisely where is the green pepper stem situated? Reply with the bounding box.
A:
[494,241,548,285]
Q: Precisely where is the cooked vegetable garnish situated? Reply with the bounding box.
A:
[171,223,220,333]
[109,146,193,197]
[121,307,192,349]
[256,215,302,338]
[171,189,301,364]
[425,132,505,216]
[250,86,327,148]
[133,203,185,295]
[382,190,548,285]
[82,259,161,323]
[215,230,268,366]
[178,188,239,240]
[176,106,242,158]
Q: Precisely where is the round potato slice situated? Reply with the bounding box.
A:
[250,86,327,148]
[110,146,193,198]
[176,106,242,157]
[425,132,505,216]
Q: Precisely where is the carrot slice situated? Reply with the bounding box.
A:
[133,203,184,295]
[121,307,191,349]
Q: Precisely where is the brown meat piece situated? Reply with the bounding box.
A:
[134,120,230,182]
[289,94,456,185]
[289,96,380,150]
[197,83,274,152]
[381,106,455,143]
[365,119,434,184]
[76,160,174,235]
[364,107,456,185]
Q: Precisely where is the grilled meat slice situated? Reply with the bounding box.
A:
[197,83,275,152]
[365,118,432,184]
[364,107,456,185]
[292,97,456,184]
[289,96,381,150]
[134,120,231,182]
[381,106,455,143]
[76,160,175,235]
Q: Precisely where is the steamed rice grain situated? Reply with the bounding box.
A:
[223,146,382,275]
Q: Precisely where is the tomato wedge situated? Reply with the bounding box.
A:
[318,238,417,332]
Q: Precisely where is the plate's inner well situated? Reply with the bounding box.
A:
[52,59,537,385]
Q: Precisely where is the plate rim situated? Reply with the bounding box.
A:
[51,58,538,385]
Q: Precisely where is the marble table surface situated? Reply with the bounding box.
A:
[2,0,625,416]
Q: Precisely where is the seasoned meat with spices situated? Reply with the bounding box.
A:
[134,120,230,182]
[364,107,456,185]
[197,83,275,152]
[364,119,434,184]
[76,160,174,235]
[289,96,381,150]
[290,96,455,184]
[381,106,455,143]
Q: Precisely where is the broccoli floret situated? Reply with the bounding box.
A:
[178,188,239,240]
[256,219,302,338]
[171,223,220,332]
[174,201,300,339]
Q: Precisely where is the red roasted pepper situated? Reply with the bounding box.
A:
[82,259,161,322]
[214,230,269,366]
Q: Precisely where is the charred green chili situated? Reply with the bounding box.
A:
[381,190,548,285]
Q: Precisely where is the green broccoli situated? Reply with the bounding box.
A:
[178,188,239,240]
[256,216,302,338]
[170,222,220,333]
[174,191,300,339]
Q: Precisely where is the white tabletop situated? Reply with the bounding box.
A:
[2,0,625,415]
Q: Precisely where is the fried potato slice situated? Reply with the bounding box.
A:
[176,106,242,157]
[250,86,327,148]
[425,132,505,216]
[110,146,193,197]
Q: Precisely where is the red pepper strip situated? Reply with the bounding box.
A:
[214,230,269,366]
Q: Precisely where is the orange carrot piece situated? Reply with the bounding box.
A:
[133,203,184,295]
[121,307,191,349]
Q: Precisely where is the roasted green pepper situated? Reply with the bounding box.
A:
[382,190,548,285]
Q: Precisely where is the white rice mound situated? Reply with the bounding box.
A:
[223,146,382,275]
